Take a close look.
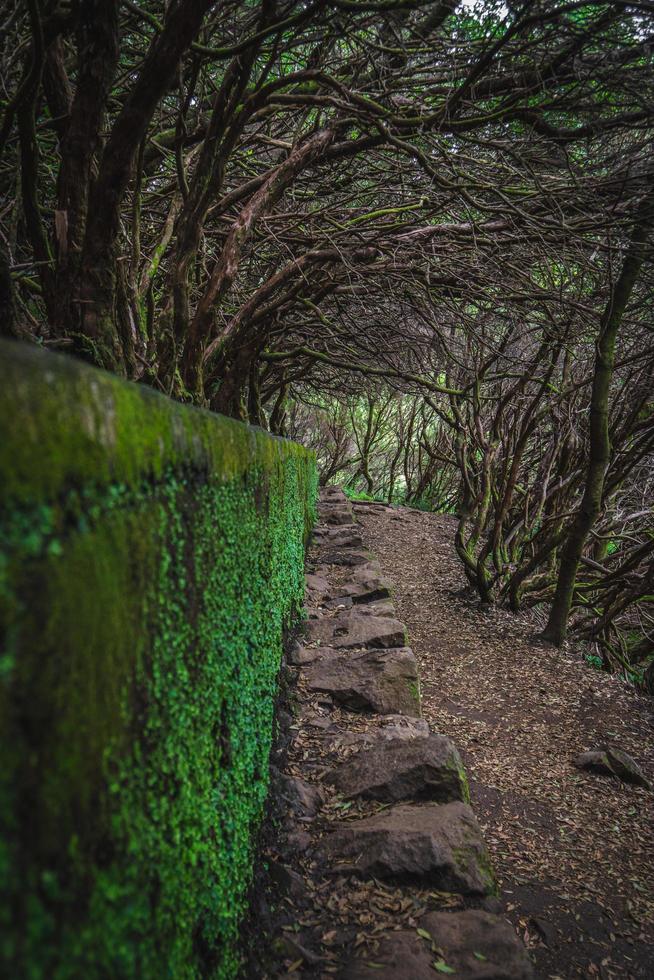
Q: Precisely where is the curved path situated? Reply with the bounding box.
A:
[355,501,654,980]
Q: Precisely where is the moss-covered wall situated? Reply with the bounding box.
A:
[0,340,316,979]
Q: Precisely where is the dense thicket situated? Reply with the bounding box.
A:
[1,0,653,677]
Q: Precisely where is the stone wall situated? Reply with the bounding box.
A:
[0,341,316,979]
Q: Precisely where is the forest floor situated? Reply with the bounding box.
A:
[354,501,654,980]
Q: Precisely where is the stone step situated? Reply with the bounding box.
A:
[317,489,354,518]
[336,714,430,747]
[305,572,331,602]
[288,642,337,666]
[303,646,421,716]
[340,910,533,979]
[318,507,352,527]
[305,570,391,609]
[351,599,396,618]
[323,596,354,611]
[304,611,406,649]
[316,548,374,567]
[320,485,348,503]
[316,801,495,896]
[327,733,469,804]
[273,485,521,979]
[318,505,356,526]
[313,520,360,534]
[312,525,364,549]
[337,562,392,603]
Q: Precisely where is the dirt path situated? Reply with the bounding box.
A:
[355,502,654,980]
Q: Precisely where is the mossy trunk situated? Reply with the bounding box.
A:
[544,182,654,645]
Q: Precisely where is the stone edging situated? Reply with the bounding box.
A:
[261,487,534,979]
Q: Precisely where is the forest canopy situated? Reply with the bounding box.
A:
[1,0,653,677]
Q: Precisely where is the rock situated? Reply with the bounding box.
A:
[288,643,333,666]
[317,494,350,508]
[278,663,296,686]
[339,912,534,979]
[338,563,392,603]
[313,525,364,548]
[303,713,336,731]
[304,647,421,716]
[339,930,434,979]
[320,486,346,501]
[324,596,354,610]
[319,506,354,526]
[318,548,373,567]
[481,896,504,915]
[305,572,331,599]
[284,828,313,854]
[421,909,534,979]
[351,560,384,579]
[353,599,396,618]
[318,487,349,502]
[316,802,495,895]
[274,933,322,966]
[279,774,324,818]
[378,714,430,739]
[310,563,334,579]
[327,735,469,803]
[330,530,365,548]
[276,707,293,734]
[528,915,556,948]
[268,860,309,902]
[304,612,406,650]
[575,746,652,789]
[340,582,392,604]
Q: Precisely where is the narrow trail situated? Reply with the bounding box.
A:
[355,501,654,979]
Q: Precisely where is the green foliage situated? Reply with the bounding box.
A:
[0,342,317,979]
[342,487,382,503]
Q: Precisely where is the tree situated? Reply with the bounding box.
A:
[2,0,654,676]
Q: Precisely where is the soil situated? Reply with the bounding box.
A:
[355,502,654,980]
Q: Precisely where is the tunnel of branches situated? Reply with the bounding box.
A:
[2,0,654,680]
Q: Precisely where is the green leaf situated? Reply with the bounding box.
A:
[473,952,487,961]
[433,960,456,974]
[417,928,432,940]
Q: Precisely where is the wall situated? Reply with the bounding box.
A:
[0,341,316,979]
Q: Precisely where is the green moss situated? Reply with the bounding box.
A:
[0,341,317,979]
[473,847,498,896]
[0,340,313,511]
[451,843,498,898]
[445,756,471,804]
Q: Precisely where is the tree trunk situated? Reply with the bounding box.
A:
[74,0,215,370]
[182,128,335,396]
[543,179,654,645]
[0,249,17,337]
